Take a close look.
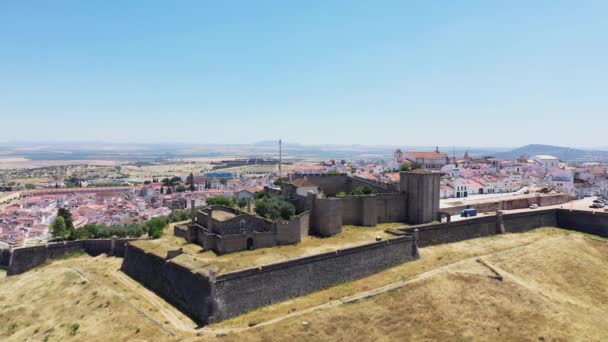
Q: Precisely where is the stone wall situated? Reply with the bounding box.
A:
[375,193,408,224]
[0,248,10,267]
[210,235,417,322]
[310,197,342,236]
[556,209,608,237]
[340,193,408,226]
[291,174,350,197]
[290,174,391,197]
[404,209,561,247]
[440,193,574,216]
[275,211,310,244]
[6,237,140,275]
[120,243,213,325]
[174,225,190,240]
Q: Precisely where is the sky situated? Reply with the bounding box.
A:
[1,1,607,148]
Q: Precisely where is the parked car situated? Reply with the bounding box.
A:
[460,208,477,217]
[590,203,605,209]
[529,204,539,209]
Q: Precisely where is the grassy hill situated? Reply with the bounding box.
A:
[0,228,607,341]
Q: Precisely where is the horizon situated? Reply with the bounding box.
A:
[0,140,607,151]
[2,1,607,146]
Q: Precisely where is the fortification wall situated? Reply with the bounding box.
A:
[557,209,608,237]
[375,193,407,223]
[174,225,190,240]
[310,197,342,236]
[0,248,10,267]
[120,243,213,324]
[6,237,140,275]
[292,174,350,197]
[82,239,112,256]
[502,210,558,233]
[341,196,364,225]
[349,176,396,193]
[409,216,498,247]
[275,211,310,244]
[440,193,573,216]
[210,235,417,322]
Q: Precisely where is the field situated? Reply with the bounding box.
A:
[0,228,607,341]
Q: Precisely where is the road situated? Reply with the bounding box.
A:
[449,196,604,222]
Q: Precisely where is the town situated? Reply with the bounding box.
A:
[1,144,607,248]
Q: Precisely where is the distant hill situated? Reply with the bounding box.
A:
[494,144,608,162]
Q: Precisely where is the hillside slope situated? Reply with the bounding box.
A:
[0,228,606,341]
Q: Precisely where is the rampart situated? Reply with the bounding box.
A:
[440,193,574,216]
[120,243,214,325]
[210,235,417,322]
[6,237,140,275]
[119,234,418,324]
[401,208,606,248]
[290,173,393,196]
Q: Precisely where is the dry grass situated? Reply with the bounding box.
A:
[0,255,181,341]
[1,228,607,341]
[219,229,608,342]
[211,210,236,221]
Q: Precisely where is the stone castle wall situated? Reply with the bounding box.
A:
[118,234,417,325]
[210,235,418,323]
[440,193,574,216]
[120,243,214,324]
[6,237,139,275]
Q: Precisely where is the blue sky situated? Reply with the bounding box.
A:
[1,1,606,147]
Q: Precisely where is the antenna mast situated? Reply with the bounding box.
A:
[279,139,282,178]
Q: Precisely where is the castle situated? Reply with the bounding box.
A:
[183,170,441,254]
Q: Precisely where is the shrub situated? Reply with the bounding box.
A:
[254,197,295,221]
[206,195,234,207]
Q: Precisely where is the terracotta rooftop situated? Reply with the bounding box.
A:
[406,152,448,159]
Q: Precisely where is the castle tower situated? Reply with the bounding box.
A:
[400,170,441,224]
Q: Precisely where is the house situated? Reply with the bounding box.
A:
[440,185,454,199]
[450,178,484,198]
[237,186,265,200]
[533,155,560,172]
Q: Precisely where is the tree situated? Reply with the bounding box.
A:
[410,162,423,170]
[188,184,196,192]
[206,195,234,207]
[50,216,69,240]
[176,184,186,192]
[146,217,168,239]
[400,163,411,172]
[57,207,76,239]
[25,184,36,189]
[351,185,373,195]
[160,186,164,194]
[327,169,340,175]
[254,197,295,221]
[273,177,287,186]
[236,197,247,209]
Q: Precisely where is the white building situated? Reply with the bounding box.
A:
[533,155,560,172]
